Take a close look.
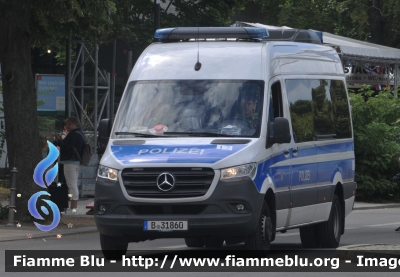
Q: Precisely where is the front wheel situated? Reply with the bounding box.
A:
[300,224,320,248]
[318,195,343,248]
[100,234,128,260]
[245,201,272,250]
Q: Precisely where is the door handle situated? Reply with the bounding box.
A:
[292,147,298,156]
[284,149,290,156]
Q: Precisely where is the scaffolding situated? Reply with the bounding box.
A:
[66,39,113,197]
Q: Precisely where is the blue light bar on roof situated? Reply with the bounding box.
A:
[154,27,269,41]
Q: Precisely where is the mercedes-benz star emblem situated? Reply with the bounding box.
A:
[156,173,175,192]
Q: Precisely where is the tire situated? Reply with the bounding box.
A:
[100,233,128,260]
[300,224,320,248]
[184,237,204,248]
[204,238,224,248]
[318,195,342,248]
[245,201,273,250]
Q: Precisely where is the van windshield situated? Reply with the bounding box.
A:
[112,80,264,138]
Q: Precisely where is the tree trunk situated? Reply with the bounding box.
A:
[0,0,43,221]
[368,0,386,45]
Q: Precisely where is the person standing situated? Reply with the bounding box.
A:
[54,116,85,212]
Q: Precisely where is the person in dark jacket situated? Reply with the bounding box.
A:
[54,116,85,212]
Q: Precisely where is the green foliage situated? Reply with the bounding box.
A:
[255,0,399,47]
[30,0,249,55]
[350,85,400,200]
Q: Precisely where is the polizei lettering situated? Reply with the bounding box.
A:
[138,148,205,155]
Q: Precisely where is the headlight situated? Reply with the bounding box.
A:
[221,163,257,180]
[98,165,119,181]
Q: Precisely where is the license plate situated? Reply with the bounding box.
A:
[144,220,188,231]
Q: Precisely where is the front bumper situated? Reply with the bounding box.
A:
[94,176,264,242]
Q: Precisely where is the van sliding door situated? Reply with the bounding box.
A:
[285,79,318,226]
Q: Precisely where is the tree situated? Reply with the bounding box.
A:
[0,0,43,221]
[349,86,400,200]
[251,0,400,47]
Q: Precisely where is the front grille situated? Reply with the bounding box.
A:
[121,167,215,198]
[130,205,206,215]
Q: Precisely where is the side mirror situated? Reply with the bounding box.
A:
[98,118,112,146]
[272,117,291,144]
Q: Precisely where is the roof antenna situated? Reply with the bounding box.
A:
[194,27,202,71]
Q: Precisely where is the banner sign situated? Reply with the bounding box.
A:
[36,74,65,111]
[344,64,394,85]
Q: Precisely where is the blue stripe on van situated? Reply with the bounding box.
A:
[110,144,247,164]
[253,141,354,192]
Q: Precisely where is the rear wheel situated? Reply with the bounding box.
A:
[245,201,272,250]
[100,234,128,260]
[184,237,204,248]
[300,224,320,248]
[204,238,224,248]
[318,195,342,248]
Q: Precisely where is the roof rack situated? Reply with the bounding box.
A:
[154,27,269,41]
[263,29,322,44]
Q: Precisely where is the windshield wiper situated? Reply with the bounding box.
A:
[114,132,162,137]
[164,132,235,137]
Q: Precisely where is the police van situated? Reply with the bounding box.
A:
[95,27,356,259]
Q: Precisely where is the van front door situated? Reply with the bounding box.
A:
[267,80,292,229]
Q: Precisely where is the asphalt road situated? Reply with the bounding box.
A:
[1,207,400,277]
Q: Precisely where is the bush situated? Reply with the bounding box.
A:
[350,85,400,201]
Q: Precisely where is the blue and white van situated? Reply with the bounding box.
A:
[95,27,356,258]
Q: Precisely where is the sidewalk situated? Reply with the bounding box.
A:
[0,198,97,242]
[1,199,400,258]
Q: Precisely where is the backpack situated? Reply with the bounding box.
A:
[73,132,94,166]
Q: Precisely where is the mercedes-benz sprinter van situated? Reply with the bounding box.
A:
[95,27,356,259]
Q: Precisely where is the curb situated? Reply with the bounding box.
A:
[353,204,400,210]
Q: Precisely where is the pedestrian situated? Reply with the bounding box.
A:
[48,120,69,212]
[392,157,400,232]
[53,116,86,212]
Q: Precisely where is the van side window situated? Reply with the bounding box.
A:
[311,80,335,139]
[286,79,351,142]
[330,80,352,138]
[270,81,284,120]
[267,82,284,147]
[286,80,314,142]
